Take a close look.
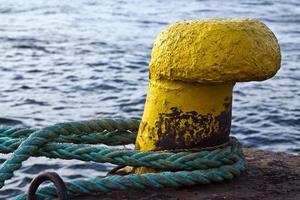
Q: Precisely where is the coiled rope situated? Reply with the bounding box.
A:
[0,118,246,199]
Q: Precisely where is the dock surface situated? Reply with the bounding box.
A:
[75,149,300,200]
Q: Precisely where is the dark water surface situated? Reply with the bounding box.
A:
[0,0,299,198]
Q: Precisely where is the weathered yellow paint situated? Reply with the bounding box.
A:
[150,18,281,83]
[133,18,281,174]
[135,80,234,151]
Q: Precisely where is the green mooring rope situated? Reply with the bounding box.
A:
[0,118,246,199]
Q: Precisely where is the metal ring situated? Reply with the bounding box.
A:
[27,172,69,200]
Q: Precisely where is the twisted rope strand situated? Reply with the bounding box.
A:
[0,119,139,188]
[0,127,37,138]
[0,137,242,170]
[0,130,136,149]
[0,118,139,139]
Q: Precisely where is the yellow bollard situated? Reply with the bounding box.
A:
[134,19,281,173]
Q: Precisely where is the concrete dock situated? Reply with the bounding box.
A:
[75,149,300,200]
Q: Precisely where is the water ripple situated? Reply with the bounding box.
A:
[0,0,300,198]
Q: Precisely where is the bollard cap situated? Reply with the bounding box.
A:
[150,18,281,83]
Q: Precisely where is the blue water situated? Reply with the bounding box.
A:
[0,0,299,198]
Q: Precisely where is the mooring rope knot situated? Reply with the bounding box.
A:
[0,118,246,199]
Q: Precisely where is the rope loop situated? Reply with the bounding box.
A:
[0,118,246,200]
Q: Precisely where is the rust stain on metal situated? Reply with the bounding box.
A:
[152,97,232,150]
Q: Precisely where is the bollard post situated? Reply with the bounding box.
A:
[134,19,281,173]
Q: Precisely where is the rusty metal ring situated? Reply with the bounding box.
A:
[27,172,69,200]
